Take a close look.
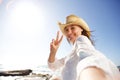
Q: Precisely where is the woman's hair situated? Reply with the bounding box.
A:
[81,29,94,45]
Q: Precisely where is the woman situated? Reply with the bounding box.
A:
[48,14,120,80]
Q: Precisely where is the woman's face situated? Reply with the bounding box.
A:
[64,24,83,44]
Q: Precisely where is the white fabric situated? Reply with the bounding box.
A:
[48,35,120,80]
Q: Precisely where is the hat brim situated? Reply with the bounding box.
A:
[58,21,90,35]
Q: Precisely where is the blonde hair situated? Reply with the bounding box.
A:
[80,25,94,45]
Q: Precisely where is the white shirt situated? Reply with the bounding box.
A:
[48,35,120,80]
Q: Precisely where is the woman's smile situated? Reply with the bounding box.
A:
[64,25,83,44]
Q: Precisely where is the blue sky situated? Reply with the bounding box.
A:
[0,0,120,70]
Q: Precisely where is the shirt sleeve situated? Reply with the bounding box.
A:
[75,36,120,80]
[74,36,95,58]
[48,57,65,71]
[76,36,94,50]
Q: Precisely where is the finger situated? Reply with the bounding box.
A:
[50,42,52,48]
[52,39,55,44]
[50,41,53,49]
[56,31,59,41]
[50,39,55,48]
[52,39,54,42]
[50,39,54,46]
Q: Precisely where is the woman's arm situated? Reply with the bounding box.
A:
[48,31,63,63]
[79,67,109,80]
[48,31,63,71]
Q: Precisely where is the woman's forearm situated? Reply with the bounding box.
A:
[48,52,56,63]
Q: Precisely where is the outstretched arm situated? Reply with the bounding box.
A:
[78,67,109,80]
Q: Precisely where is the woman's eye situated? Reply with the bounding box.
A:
[71,27,75,30]
[65,29,68,32]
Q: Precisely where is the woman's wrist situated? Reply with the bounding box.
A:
[48,52,56,63]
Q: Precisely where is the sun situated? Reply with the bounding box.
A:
[9,1,45,34]
[3,1,47,67]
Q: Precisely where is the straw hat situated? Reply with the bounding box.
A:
[58,14,90,35]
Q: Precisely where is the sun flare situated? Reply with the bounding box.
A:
[9,1,45,34]
[3,0,47,66]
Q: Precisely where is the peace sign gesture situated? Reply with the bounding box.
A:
[48,31,63,63]
[50,31,63,54]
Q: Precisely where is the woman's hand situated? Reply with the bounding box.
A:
[48,31,63,63]
[50,31,63,54]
